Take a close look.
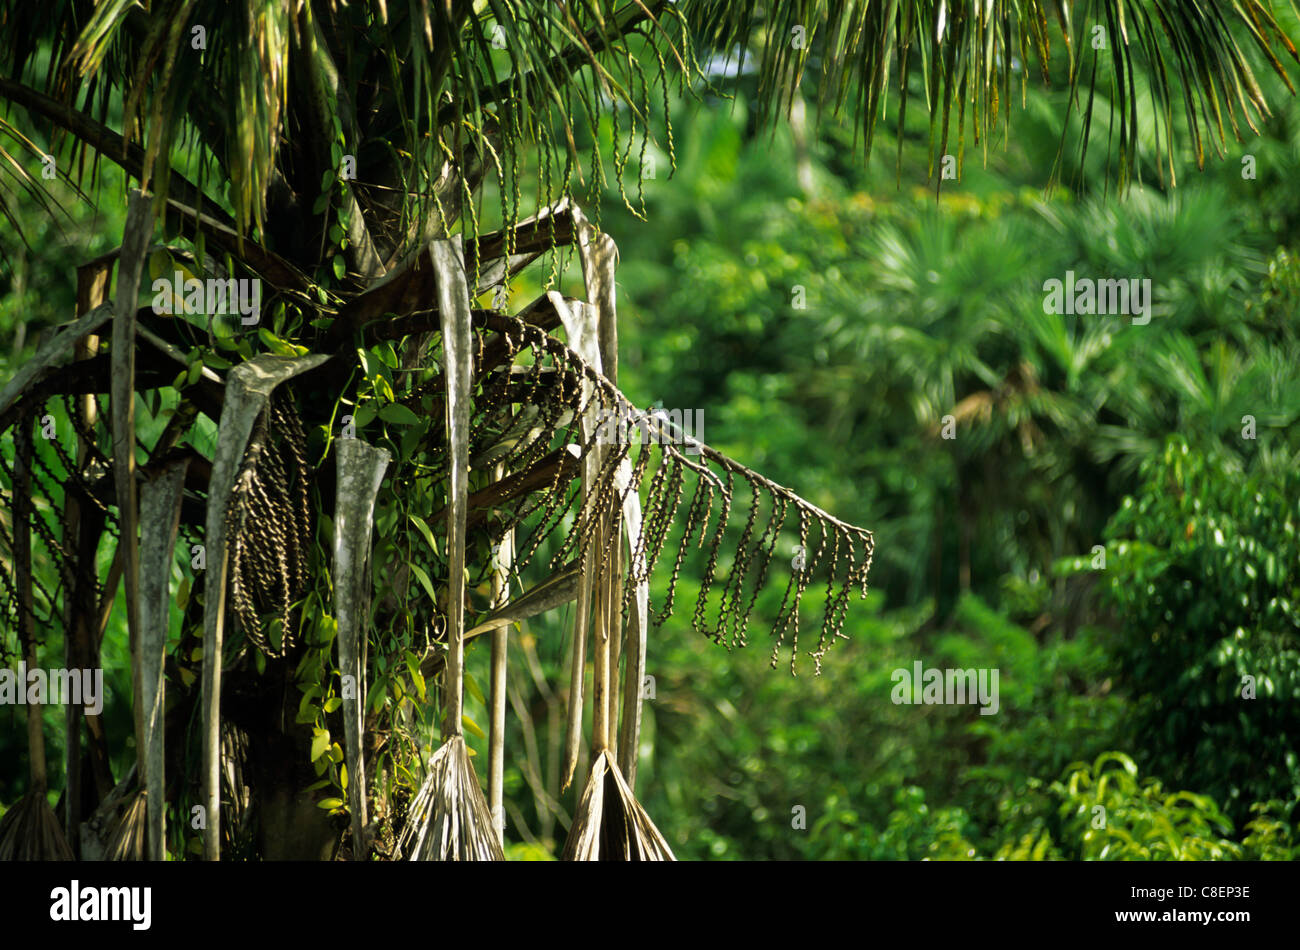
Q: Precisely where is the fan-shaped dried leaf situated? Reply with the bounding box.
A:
[399,737,504,861]
[562,750,673,861]
[0,791,75,861]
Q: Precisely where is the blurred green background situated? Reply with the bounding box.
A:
[480,59,1300,859]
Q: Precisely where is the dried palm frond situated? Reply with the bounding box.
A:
[558,297,605,792]
[558,512,674,861]
[103,311,162,866]
[0,790,75,861]
[398,737,504,861]
[402,237,503,861]
[137,456,188,861]
[551,251,673,858]
[562,751,674,861]
[78,765,138,862]
[527,207,622,795]
[103,789,148,862]
[115,478,195,874]
[561,517,673,862]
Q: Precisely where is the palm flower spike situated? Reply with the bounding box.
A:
[399,237,504,861]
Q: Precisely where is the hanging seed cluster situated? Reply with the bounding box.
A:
[437,310,874,674]
[0,392,120,664]
[220,720,256,855]
[226,391,313,658]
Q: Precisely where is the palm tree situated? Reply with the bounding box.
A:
[0,1,1296,860]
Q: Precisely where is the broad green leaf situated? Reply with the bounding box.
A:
[379,403,420,426]
[353,402,377,428]
[310,730,331,762]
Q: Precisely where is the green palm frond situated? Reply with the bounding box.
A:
[5,2,1293,268]
[692,1,1299,187]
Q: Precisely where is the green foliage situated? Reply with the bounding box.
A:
[587,81,1300,858]
[1083,438,1300,822]
[813,786,981,860]
[1052,752,1241,861]
[1241,800,1300,860]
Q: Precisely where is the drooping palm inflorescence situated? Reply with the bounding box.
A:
[0,1,1296,860]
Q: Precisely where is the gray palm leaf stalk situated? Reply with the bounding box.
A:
[488,466,513,846]
[556,209,672,858]
[333,438,391,859]
[200,350,330,859]
[399,237,505,861]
